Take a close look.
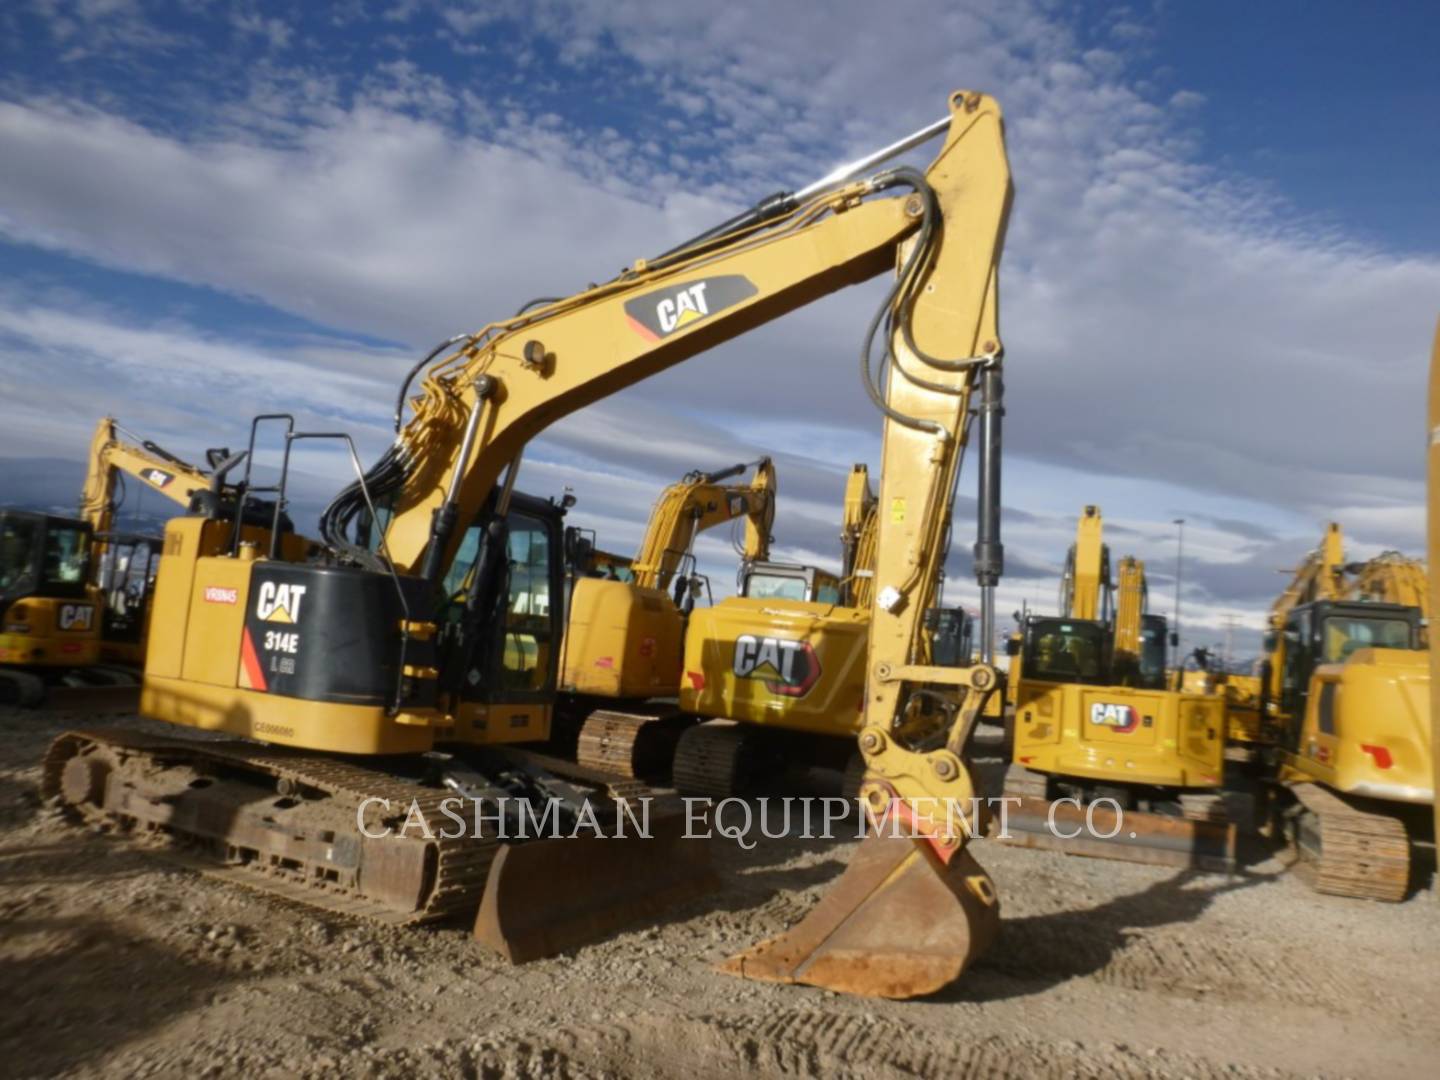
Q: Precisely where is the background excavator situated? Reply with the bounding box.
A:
[670,463,877,798]
[1,417,247,704]
[1261,523,1432,900]
[566,458,777,776]
[44,90,1013,999]
[1003,505,1234,870]
[671,461,982,802]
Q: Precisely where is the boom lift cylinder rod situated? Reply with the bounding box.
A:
[653,115,951,267]
[973,362,1004,663]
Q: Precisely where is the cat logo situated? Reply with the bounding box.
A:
[623,274,758,342]
[255,581,307,624]
[139,467,175,488]
[733,634,821,697]
[1089,702,1140,733]
[57,603,95,631]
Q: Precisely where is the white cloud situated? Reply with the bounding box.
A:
[0,0,1433,651]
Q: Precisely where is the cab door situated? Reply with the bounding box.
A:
[444,501,565,744]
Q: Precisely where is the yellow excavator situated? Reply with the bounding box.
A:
[669,463,876,797]
[564,457,777,773]
[1004,506,1234,869]
[1263,524,1432,900]
[0,417,247,703]
[45,90,1012,998]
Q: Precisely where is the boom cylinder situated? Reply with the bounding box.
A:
[973,362,1004,663]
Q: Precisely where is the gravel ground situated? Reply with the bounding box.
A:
[2,705,1436,1079]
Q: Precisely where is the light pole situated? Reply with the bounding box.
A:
[1172,518,1186,660]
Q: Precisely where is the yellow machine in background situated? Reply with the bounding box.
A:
[674,464,887,797]
[47,92,1014,998]
[1264,525,1433,900]
[1005,506,1233,870]
[565,458,776,773]
[0,417,238,703]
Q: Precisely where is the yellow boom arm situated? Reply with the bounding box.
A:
[80,417,212,535]
[840,463,878,609]
[1113,555,1147,664]
[1059,505,1110,621]
[629,458,776,592]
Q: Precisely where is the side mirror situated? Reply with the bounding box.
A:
[1262,631,1277,653]
[1005,636,1021,657]
[1169,631,1179,648]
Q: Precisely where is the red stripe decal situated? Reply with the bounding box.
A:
[240,627,268,692]
[625,313,660,342]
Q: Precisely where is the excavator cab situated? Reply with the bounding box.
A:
[93,531,164,664]
[0,511,102,682]
[1277,600,1422,723]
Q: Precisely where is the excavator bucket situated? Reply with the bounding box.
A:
[718,832,999,999]
[475,812,718,962]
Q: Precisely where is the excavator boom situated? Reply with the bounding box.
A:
[628,457,776,592]
[80,417,215,535]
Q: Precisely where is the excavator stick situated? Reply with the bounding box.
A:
[718,832,999,999]
[475,812,717,961]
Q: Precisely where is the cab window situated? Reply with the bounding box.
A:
[1138,618,1168,690]
[1320,615,1414,662]
[500,513,553,691]
[745,573,808,601]
[1024,620,1107,684]
[42,525,90,586]
[0,516,39,590]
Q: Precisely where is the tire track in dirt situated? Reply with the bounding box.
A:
[981,917,1349,1008]
[387,1011,1294,1079]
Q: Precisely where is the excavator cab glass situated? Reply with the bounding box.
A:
[1020,617,1109,685]
[1319,612,1416,661]
[741,561,841,604]
[438,494,567,705]
[0,513,40,594]
[1279,600,1423,721]
[0,512,92,602]
[1137,614,1169,690]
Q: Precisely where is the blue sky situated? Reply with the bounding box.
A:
[1147,0,1440,253]
[1,0,1436,661]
